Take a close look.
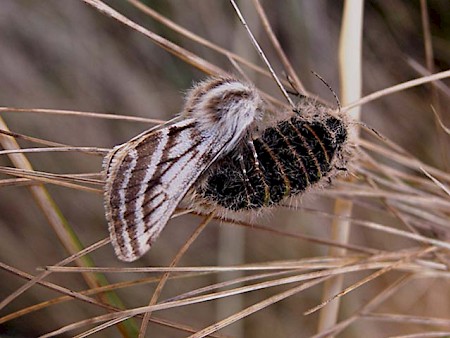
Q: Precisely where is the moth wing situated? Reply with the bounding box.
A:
[104,118,219,261]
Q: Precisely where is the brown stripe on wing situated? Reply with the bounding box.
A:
[141,147,201,225]
[120,136,202,225]
[122,135,162,203]
[118,121,205,258]
[117,120,196,209]
[141,144,218,251]
[122,133,202,205]
[105,124,168,260]
[104,147,138,257]
[122,123,201,211]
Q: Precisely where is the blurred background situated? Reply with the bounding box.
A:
[0,1,449,337]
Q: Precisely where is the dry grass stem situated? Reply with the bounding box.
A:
[139,213,216,337]
[0,106,164,124]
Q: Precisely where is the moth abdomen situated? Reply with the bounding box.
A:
[197,109,350,211]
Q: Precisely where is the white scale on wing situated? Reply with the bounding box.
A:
[134,131,226,257]
[114,148,138,256]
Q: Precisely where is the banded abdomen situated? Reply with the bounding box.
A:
[197,112,348,211]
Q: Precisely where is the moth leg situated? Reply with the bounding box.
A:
[247,139,262,176]
[237,152,253,207]
[247,139,270,207]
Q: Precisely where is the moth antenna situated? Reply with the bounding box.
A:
[311,70,341,112]
[229,0,295,109]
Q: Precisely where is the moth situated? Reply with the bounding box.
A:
[104,76,351,262]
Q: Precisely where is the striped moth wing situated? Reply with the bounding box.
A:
[104,77,263,261]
